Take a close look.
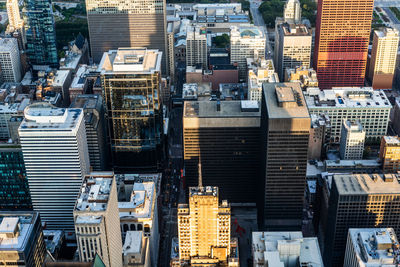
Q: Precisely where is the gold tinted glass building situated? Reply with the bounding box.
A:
[175,186,239,266]
[99,48,163,171]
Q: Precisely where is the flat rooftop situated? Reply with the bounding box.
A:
[280,23,311,36]
[231,25,265,39]
[333,173,400,195]
[383,136,400,145]
[99,48,162,74]
[19,103,83,131]
[0,38,18,52]
[118,181,155,220]
[0,212,38,251]
[348,228,399,265]
[305,87,392,109]
[184,100,260,118]
[75,172,115,213]
[123,231,143,255]
[71,94,102,110]
[252,232,323,267]
[263,82,309,119]
[189,186,219,197]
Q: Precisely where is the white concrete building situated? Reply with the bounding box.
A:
[339,120,365,160]
[74,172,123,267]
[304,87,391,143]
[344,228,400,267]
[247,58,279,101]
[230,25,266,80]
[368,28,399,89]
[283,0,301,24]
[18,103,90,230]
[123,231,151,267]
[274,23,312,81]
[117,173,161,267]
[0,38,22,82]
[186,25,208,68]
[252,232,324,267]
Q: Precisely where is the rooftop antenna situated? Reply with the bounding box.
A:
[198,155,202,188]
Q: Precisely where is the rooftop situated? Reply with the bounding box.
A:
[279,23,311,36]
[348,228,400,266]
[99,48,162,74]
[0,212,39,251]
[182,83,212,100]
[123,231,142,255]
[0,38,18,52]
[189,186,219,197]
[231,25,265,39]
[184,100,260,117]
[304,87,392,109]
[252,232,323,267]
[263,82,309,119]
[118,179,156,220]
[75,172,115,213]
[343,120,364,133]
[383,136,400,145]
[19,103,83,131]
[333,173,400,195]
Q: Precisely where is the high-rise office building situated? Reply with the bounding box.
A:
[18,103,90,230]
[174,186,239,266]
[230,25,266,80]
[368,28,399,89]
[0,143,31,211]
[85,0,167,73]
[283,0,301,23]
[274,23,312,81]
[319,173,400,267]
[252,232,324,266]
[0,38,22,82]
[339,120,365,160]
[74,172,123,267]
[344,228,400,267]
[70,94,108,171]
[183,100,261,204]
[7,0,23,31]
[314,0,374,89]
[304,87,391,143]
[25,0,58,67]
[0,211,46,267]
[261,82,310,230]
[379,136,400,171]
[99,48,163,171]
[186,26,208,68]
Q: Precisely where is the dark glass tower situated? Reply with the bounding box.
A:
[0,144,32,210]
[25,0,58,67]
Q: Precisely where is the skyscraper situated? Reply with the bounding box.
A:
[261,82,310,230]
[313,0,374,89]
[274,23,312,81]
[18,103,90,230]
[0,143,32,211]
[99,48,163,171]
[183,100,261,204]
[319,173,400,267]
[70,94,108,171]
[186,26,208,68]
[368,28,399,89]
[174,185,239,266]
[0,38,22,82]
[74,172,123,267]
[230,25,266,80]
[379,136,400,171]
[85,0,167,73]
[339,120,365,160]
[25,0,58,67]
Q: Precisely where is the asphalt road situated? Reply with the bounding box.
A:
[249,0,274,58]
